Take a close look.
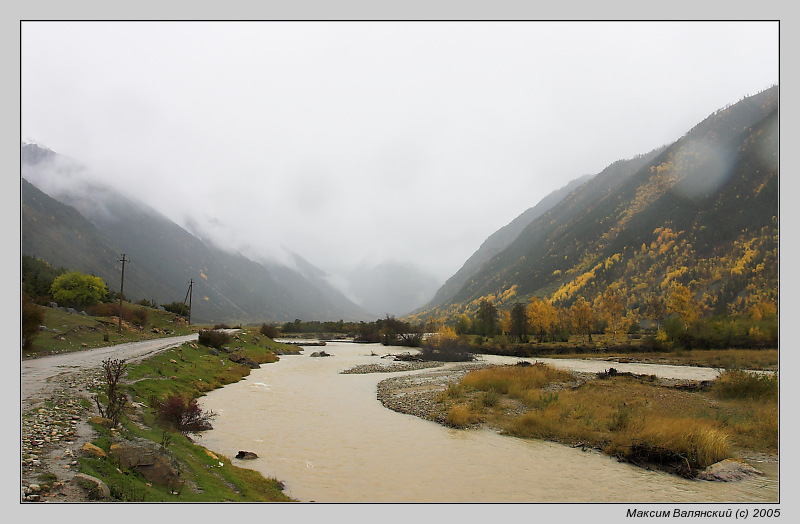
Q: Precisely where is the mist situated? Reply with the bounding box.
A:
[20,21,778,312]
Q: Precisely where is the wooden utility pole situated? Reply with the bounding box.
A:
[184,279,193,326]
[118,254,128,334]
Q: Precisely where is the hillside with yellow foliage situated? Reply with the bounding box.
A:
[410,86,778,334]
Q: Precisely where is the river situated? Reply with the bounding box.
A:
[197,341,778,503]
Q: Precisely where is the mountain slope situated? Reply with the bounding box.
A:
[412,86,779,322]
[21,143,373,323]
[425,174,594,310]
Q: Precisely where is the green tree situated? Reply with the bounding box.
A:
[454,314,471,335]
[50,271,108,308]
[509,303,528,342]
[476,299,498,337]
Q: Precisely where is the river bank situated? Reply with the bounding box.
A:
[21,329,298,502]
[374,360,778,481]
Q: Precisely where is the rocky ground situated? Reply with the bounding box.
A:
[374,362,776,482]
[376,361,493,423]
[21,368,104,502]
[340,361,444,374]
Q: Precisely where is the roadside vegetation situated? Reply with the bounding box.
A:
[78,327,299,501]
[436,362,778,478]
[22,255,197,356]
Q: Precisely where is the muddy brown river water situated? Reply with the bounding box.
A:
[197,342,778,503]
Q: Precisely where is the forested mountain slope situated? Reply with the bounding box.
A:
[411,86,778,323]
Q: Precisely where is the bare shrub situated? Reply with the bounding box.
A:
[94,358,128,426]
[260,322,279,338]
[154,394,216,435]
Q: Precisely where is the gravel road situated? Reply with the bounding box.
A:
[21,334,198,409]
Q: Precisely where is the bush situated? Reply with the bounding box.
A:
[21,294,45,351]
[130,308,149,327]
[419,327,474,361]
[154,394,216,435]
[712,370,778,400]
[50,271,108,308]
[260,323,279,338]
[162,301,189,317]
[198,329,231,349]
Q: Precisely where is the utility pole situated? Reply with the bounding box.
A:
[118,254,128,334]
[184,279,193,326]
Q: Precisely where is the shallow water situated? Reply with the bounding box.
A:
[198,342,778,503]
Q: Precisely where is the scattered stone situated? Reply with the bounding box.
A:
[235,450,259,460]
[81,442,107,458]
[73,473,111,500]
[88,416,114,428]
[697,459,765,482]
[109,443,182,488]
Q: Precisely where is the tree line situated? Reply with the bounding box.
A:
[446,283,777,351]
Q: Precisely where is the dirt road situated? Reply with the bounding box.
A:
[21,334,198,409]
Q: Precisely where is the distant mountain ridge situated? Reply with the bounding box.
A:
[410,85,779,322]
[21,143,373,323]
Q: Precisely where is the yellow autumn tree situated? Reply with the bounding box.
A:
[527,297,558,342]
[598,288,628,342]
[571,297,596,345]
[667,284,700,329]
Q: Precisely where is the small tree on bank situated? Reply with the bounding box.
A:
[94,358,128,426]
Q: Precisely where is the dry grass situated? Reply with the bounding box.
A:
[438,363,778,476]
[461,363,573,396]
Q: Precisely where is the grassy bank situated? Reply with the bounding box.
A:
[78,328,300,501]
[24,305,196,357]
[438,363,778,477]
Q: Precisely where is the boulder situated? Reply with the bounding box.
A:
[81,442,107,458]
[235,450,259,460]
[229,352,260,368]
[109,443,181,488]
[88,416,115,428]
[697,459,765,482]
[73,473,111,500]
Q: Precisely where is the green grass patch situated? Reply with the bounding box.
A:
[25,305,196,357]
[78,327,298,501]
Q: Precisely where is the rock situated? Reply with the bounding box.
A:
[39,325,48,331]
[697,459,765,482]
[88,416,115,428]
[229,352,260,368]
[81,442,107,458]
[109,443,181,488]
[310,351,331,357]
[73,473,111,500]
[67,308,77,314]
[235,450,258,460]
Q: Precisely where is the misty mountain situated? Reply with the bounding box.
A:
[21,143,373,323]
[424,173,597,311]
[342,259,441,317]
[410,86,779,322]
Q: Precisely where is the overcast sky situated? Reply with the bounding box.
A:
[21,21,778,284]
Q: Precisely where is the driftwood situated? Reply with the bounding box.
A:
[380,352,423,362]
